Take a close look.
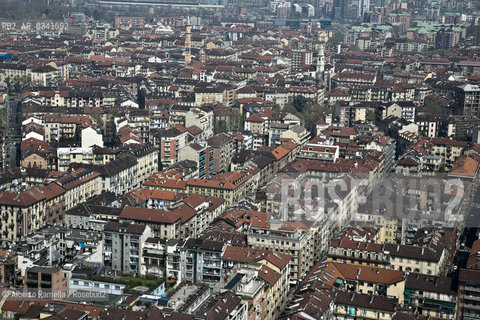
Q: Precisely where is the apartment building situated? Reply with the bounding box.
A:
[404,273,457,319]
[194,86,226,105]
[55,169,102,210]
[168,105,190,126]
[334,102,367,126]
[24,266,65,290]
[114,15,145,29]
[0,188,46,242]
[185,107,214,140]
[126,144,159,186]
[430,137,471,167]
[268,122,289,147]
[119,206,180,239]
[334,291,398,320]
[103,221,153,274]
[222,246,291,319]
[457,268,480,320]
[194,290,248,320]
[281,281,336,320]
[281,125,310,146]
[307,261,406,303]
[57,148,95,172]
[328,236,449,276]
[158,125,188,167]
[247,219,320,284]
[186,171,251,205]
[244,112,283,136]
[207,133,234,174]
[457,240,480,319]
[1,63,28,80]
[141,238,181,281]
[178,238,225,286]
[42,183,67,226]
[42,114,97,143]
[176,193,226,238]
[225,268,268,320]
[178,143,213,179]
[291,49,313,71]
[30,65,61,86]
[456,84,480,116]
[88,154,139,195]
[331,72,377,88]
[355,211,398,244]
[65,203,122,231]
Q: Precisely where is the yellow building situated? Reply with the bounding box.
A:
[0,188,46,241]
[185,171,252,205]
[335,291,398,320]
[56,168,102,210]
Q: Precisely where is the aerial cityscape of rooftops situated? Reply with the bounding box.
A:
[1,0,480,319]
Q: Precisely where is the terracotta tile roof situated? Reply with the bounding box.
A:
[271,145,289,160]
[187,171,249,190]
[334,262,404,285]
[1,300,103,318]
[258,264,281,286]
[448,155,479,178]
[467,239,480,269]
[220,209,271,228]
[21,138,53,152]
[143,171,187,190]
[120,206,181,224]
[335,291,397,312]
[172,203,197,223]
[55,169,101,191]
[321,126,357,138]
[161,125,188,138]
[0,187,45,207]
[186,125,203,136]
[222,245,291,270]
[41,183,66,200]
[126,189,176,202]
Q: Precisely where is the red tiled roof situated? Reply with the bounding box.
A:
[120,206,181,224]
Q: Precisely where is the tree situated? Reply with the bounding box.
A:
[302,103,333,129]
[214,119,228,134]
[282,104,305,126]
[328,34,344,45]
[422,101,443,115]
[292,95,308,113]
[229,110,244,132]
[271,104,282,113]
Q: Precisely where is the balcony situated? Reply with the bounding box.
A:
[465,303,480,311]
[465,295,480,302]
[203,261,221,268]
[466,286,480,293]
